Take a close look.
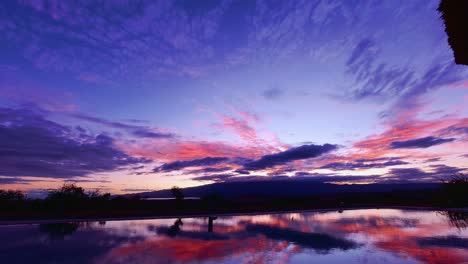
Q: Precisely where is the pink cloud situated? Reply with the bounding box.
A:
[216,115,260,144]
[121,140,271,162]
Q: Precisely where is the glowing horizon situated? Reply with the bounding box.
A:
[0,0,467,196]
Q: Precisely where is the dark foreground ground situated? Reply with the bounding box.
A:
[1,188,466,223]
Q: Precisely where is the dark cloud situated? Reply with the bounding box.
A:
[423,158,441,163]
[155,157,230,172]
[416,236,468,249]
[0,107,148,178]
[64,179,111,183]
[188,166,233,174]
[354,157,405,163]
[121,188,155,192]
[262,87,284,100]
[390,136,455,149]
[245,224,359,252]
[381,165,466,183]
[321,158,408,171]
[72,113,175,139]
[0,177,40,185]
[293,173,381,183]
[234,169,250,175]
[428,164,465,176]
[192,174,236,182]
[334,217,420,229]
[243,144,337,171]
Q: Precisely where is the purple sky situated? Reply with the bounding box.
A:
[0,0,467,196]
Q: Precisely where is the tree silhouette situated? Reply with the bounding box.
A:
[438,0,468,65]
[47,183,87,201]
[442,174,468,207]
[171,186,184,201]
[0,190,24,201]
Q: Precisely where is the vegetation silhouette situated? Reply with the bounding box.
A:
[171,186,184,201]
[245,224,359,252]
[38,221,103,240]
[0,175,466,221]
[0,190,24,201]
[441,174,468,207]
[438,210,468,230]
[438,0,468,65]
[39,222,81,240]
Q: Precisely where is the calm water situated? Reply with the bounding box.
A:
[1,209,467,264]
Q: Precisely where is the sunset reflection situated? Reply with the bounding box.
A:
[0,209,467,264]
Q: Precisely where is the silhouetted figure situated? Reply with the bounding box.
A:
[167,218,183,237]
[438,0,468,65]
[208,216,217,232]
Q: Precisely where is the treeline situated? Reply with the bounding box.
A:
[0,175,467,221]
[0,183,144,218]
[0,183,227,220]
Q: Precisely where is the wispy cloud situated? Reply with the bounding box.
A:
[71,113,175,139]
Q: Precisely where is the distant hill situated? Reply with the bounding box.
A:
[132,180,441,199]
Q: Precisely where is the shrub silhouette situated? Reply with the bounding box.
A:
[45,183,111,210]
[39,222,81,240]
[0,190,25,201]
[47,183,86,201]
[171,186,184,201]
[438,210,468,230]
[442,174,468,207]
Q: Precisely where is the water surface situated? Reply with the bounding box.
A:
[1,209,467,264]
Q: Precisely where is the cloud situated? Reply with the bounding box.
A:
[262,87,284,100]
[121,188,155,193]
[423,158,441,163]
[72,113,175,139]
[345,36,466,105]
[0,107,148,178]
[321,157,408,171]
[188,166,233,174]
[191,174,236,182]
[155,157,230,172]
[381,165,466,183]
[216,115,259,144]
[123,140,268,162]
[390,136,455,149]
[245,224,359,252]
[416,236,468,249]
[234,169,250,175]
[436,119,468,140]
[352,117,465,157]
[243,144,337,171]
[294,174,382,184]
[345,38,415,100]
[0,177,40,185]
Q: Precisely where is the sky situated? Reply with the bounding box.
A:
[0,0,467,196]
